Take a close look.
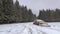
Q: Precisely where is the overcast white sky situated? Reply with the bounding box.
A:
[13,0,60,16]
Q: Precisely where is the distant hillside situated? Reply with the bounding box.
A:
[38,9,60,22]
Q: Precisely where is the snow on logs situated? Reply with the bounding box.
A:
[33,19,50,27]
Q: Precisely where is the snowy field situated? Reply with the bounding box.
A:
[0,22,60,34]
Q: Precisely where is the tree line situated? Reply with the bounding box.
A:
[38,9,60,22]
[0,0,36,24]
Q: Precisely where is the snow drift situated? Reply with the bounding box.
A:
[0,22,60,34]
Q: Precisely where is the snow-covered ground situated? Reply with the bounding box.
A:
[0,22,60,34]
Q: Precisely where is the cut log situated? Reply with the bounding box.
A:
[33,19,50,27]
